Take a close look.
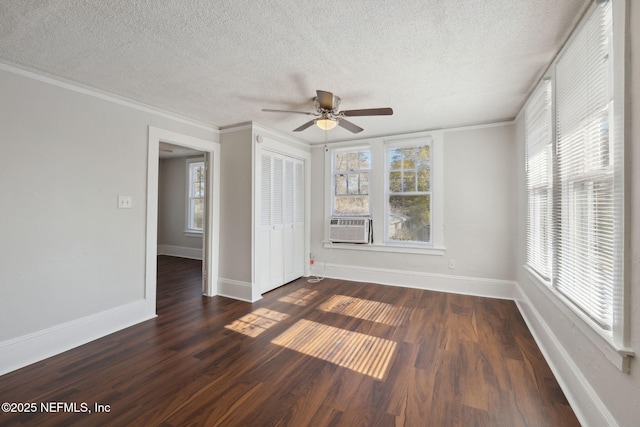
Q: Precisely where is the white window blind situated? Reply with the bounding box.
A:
[525,79,553,280]
[554,0,617,330]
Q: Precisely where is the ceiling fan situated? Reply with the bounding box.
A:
[262,90,393,133]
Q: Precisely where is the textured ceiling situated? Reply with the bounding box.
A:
[0,0,589,144]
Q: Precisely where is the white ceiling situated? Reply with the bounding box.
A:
[0,0,589,144]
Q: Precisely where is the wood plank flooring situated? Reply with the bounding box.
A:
[0,256,580,426]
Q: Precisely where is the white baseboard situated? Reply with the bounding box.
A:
[157,244,203,260]
[310,262,517,300]
[513,286,618,427]
[0,300,156,376]
[217,277,257,302]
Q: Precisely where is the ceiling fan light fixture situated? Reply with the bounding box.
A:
[262,90,392,134]
[316,117,338,130]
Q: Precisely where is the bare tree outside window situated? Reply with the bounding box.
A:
[334,150,370,216]
[188,161,205,231]
[387,144,431,243]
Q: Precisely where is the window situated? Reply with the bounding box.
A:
[525,0,624,337]
[555,0,617,331]
[525,79,553,281]
[385,139,432,244]
[325,132,443,254]
[332,148,370,216]
[187,159,205,232]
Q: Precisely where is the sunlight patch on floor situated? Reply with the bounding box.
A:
[278,288,319,306]
[318,295,412,326]
[225,308,290,337]
[272,319,396,380]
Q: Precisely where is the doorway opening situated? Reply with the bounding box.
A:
[157,142,206,295]
[145,126,221,315]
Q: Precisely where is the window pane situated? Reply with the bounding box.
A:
[194,180,204,197]
[336,152,347,172]
[359,151,371,169]
[187,162,205,231]
[388,195,430,242]
[402,171,416,192]
[389,148,402,170]
[196,165,205,182]
[417,168,430,192]
[335,174,347,195]
[402,148,415,169]
[190,164,205,197]
[417,145,431,166]
[335,196,369,216]
[359,172,369,194]
[347,174,360,195]
[389,171,401,192]
[347,152,359,170]
[193,199,204,230]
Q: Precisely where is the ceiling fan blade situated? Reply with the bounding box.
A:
[293,119,316,132]
[341,107,393,117]
[262,108,315,115]
[316,90,334,110]
[337,118,364,133]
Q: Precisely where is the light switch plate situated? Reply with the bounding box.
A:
[118,195,132,209]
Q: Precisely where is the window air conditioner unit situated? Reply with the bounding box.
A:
[329,217,370,244]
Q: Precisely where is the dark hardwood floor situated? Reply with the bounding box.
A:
[0,256,579,426]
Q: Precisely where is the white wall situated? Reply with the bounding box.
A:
[513,1,640,425]
[0,65,217,373]
[158,156,204,257]
[218,127,253,286]
[309,123,517,297]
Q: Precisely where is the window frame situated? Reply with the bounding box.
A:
[331,146,372,217]
[384,138,433,247]
[186,158,205,234]
[324,132,444,255]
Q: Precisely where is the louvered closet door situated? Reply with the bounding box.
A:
[283,158,305,283]
[257,153,272,289]
[258,151,305,294]
[283,159,295,283]
[269,156,285,289]
[292,160,305,278]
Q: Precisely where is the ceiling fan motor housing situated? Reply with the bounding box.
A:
[314,95,341,114]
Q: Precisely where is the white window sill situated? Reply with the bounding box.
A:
[184,230,203,238]
[522,265,634,373]
[323,241,445,255]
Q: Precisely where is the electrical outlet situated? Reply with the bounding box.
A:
[448,259,456,269]
[118,195,132,209]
